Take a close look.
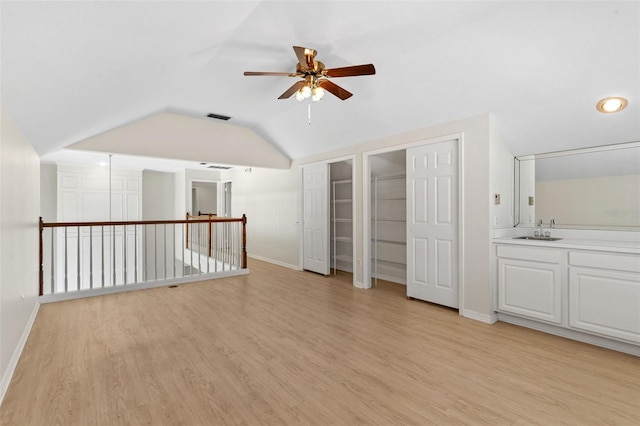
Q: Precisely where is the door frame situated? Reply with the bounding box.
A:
[362,133,465,311]
[298,155,357,286]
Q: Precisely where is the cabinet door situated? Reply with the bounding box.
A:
[569,267,640,343]
[498,258,562,324]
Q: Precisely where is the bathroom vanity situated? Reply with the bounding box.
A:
[493,234,639,355]
[496,141,639,355]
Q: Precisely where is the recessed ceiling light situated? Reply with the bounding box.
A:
[596,96,628,113]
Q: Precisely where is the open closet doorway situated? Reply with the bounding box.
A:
[330,159,354,280]
[369,150,408,287]
[364,135,462,310]
[300,157,356,285]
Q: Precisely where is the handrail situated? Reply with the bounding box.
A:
[38,214,248,296]
[42,217,243,227]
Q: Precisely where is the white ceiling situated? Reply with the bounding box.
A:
[1,1,638,171]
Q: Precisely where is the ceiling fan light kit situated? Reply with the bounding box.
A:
[244,45,375,102]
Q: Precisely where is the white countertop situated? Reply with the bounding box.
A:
[493,236,640,254]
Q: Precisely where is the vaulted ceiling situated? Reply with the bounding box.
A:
[1,1,638,170]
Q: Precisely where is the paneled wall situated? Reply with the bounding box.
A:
[55,166,142,289]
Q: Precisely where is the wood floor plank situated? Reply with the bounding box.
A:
[1,259,638,425]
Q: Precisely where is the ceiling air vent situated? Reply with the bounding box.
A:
[206,165,232,170]
[206,113,231,121]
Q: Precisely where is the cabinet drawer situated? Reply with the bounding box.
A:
[496,245,561,264]
[569,251,640,273]
[569,267,640,343]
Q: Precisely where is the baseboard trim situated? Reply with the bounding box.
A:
[248,254,300,271]
[462,309,498,324]
[40,269,249,304]
[0,300,40,406]
[497,312,640,356]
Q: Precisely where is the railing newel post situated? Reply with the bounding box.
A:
[242,214,247,269]
[39,217,44,296]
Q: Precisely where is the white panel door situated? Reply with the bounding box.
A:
[406,140,459,308]
[302,163,330,275]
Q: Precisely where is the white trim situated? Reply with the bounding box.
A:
[372,273,406,285]
[40,269,249,304]
[0,301,40,405]
[462,309,498,324]
[353,281,366,289]
[249,254,300,271]
[498,312,640,356]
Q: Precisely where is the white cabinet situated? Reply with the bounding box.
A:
[495,240,640,352]
[568,252,640,343]
[496,245,562,324]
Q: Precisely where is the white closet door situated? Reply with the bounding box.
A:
[302,163,330,275]
[406,140,459,308]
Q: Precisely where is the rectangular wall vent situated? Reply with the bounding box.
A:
[206,113,231,121]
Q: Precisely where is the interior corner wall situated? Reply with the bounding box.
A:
[228,166,300,269]
[0,108,40,403]
[490,115,515,230]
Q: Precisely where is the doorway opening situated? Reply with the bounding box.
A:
[300,156,356,286]
[191,181,218,216]
[369,150,407,289]
[363,135,463,310]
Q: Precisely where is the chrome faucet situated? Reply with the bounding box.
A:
[545,219,555,237]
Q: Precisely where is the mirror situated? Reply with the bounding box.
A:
[514,141,640,230]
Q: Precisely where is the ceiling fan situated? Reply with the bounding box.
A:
[244,46,376,101]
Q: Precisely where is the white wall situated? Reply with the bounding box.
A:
[536,175,640,228]
[142,170,177,220]
[228,113,499,319]
[0,108,40,403]
[229,167,300,269]
[40,164,57,222]
[490,117,514,229]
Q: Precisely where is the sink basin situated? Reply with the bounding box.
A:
[513,236,563,241]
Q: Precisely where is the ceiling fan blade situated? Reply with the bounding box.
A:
[244,71,298,77]
[318,79,353,100]
[278,81,306,99]
[293,46,316,70]
[324,64,376,78]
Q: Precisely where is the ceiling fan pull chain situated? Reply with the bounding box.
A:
[308,103,311,125]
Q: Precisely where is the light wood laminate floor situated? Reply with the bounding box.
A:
[1,259,639,425]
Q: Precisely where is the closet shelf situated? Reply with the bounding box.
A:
[371,239,406,246]
[372,259,407,269]
[374,219,406,223]
[334,254,353,263]
[333,199,352,204]
[332,237,353,243]
[333,179,352,184]
[334,218,353,223]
